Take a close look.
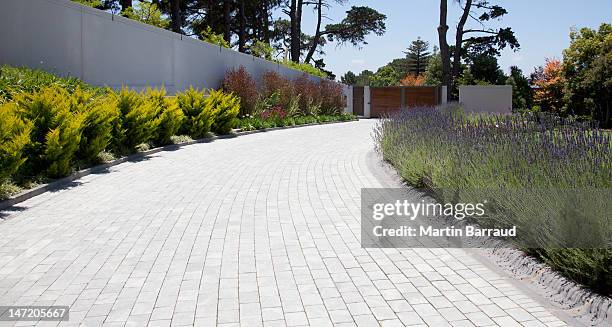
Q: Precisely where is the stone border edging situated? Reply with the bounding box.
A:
[0,119,357,211]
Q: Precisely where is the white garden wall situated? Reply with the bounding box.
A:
[0,0,328,94]
[459,85,513,114]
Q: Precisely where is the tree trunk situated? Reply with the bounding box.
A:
[304,0,323,63]
[290,0,303,62]
[238,0,247,52]
[170,0,182,34]
[437,0,451,100]
[452,0,472,95]
[223,0,231,44]
[262,2,270,43]
[119,0,132,11]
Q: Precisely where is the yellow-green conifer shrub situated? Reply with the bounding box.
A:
[0,102,33,182]
[176,87,214,138]
[71,88,120,163]
[115,87,159,150]
[15,86,85,178]
[207,89,240,135]
[144,88,185,145]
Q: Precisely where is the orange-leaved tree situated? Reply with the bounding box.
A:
[400,74,425,86]
[532,58,566,114]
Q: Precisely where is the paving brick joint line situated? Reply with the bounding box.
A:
[0,120,572,327]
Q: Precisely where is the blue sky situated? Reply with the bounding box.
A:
[282,0,611,78]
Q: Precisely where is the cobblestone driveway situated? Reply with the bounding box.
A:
[0,120,573,327]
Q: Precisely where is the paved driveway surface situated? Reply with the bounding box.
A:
[0,120,572,326]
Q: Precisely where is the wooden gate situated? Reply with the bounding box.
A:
[353,86,364,116]
[370,86,439,117]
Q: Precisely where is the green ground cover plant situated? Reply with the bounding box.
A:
[374,106,612,294]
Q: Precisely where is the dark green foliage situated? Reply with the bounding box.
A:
[404,37,431,76]
[340,71,358,85]
[324,6,386,47]
[563,23,611,128]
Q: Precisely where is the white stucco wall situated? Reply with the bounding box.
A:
[0,0,328,94]
[458,85,512,114]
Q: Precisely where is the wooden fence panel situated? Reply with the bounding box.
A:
[369,86,439,117]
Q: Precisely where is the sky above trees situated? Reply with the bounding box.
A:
[289,0,611,77]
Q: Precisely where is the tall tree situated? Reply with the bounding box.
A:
[506,66,532,110]
[437,0,452,99]
[289,0,304,62]
[404,37,431,75]
[424,48,443,86]
[451,1,519,93]
[340,71,358,85]
[563,23,611,127]
[532,58,566,114]
[169,0,183,34]
[119,0,132,10]
[304,3,386,64]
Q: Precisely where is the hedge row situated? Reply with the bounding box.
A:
[0,85,239,184]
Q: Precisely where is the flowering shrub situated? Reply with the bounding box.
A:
[375,107,611,293]
[222,66,258,116]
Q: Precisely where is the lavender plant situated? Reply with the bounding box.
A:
[374,106,612,294]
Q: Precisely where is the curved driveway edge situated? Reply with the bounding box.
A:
[0,120,576,327]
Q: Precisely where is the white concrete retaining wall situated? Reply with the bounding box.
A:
[0,0,330,94]
[458,85,512,114]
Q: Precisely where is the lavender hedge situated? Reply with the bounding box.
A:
[374,106,612,294]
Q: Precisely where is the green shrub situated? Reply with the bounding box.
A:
[0,102,32,182]
[116,87,159,150]
[280,60,328,78]
[207,89,240,135]
[176,87,214,138]
[16,86,85,178]
[0,65,99,104]
[144,88,185,145]
[73,88,119,163]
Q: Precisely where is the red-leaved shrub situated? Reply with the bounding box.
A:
[318,79,345,115]
[293,74,320,114]
[222,66,258,116]
[262,71,295,109]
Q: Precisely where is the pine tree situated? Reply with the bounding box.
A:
[404,37,431,76]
